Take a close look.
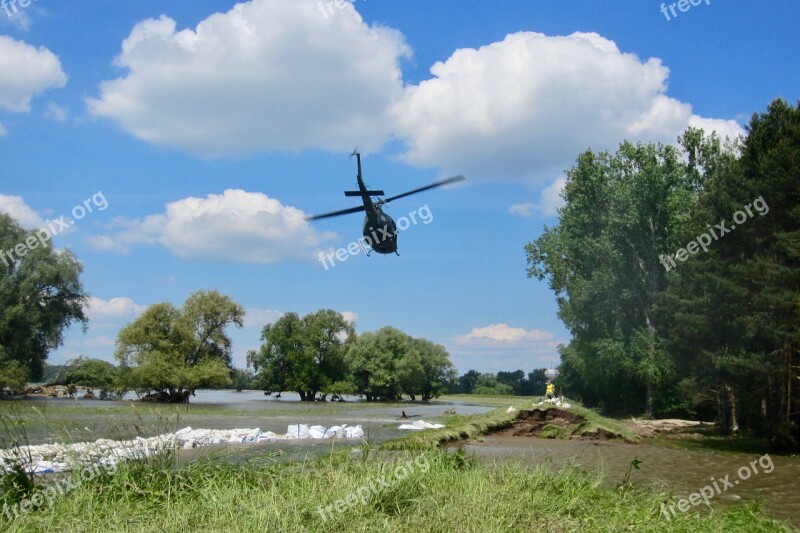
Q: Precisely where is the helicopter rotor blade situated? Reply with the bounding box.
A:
[306,205,366,221]
[380,175,465,205]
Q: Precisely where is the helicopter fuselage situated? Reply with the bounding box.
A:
[350,153,399,255]
[361,207,397,254]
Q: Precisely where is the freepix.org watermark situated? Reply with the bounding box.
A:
[0,191,108,267]
[660,0,711,22]
[1,0,37,18]
[659,196,768,272]
[660,453,774,520]
[317,204,433,270]
[317,0,362,19]
[2,461,117,520]
[317,453,430,521]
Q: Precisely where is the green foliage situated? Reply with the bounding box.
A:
[253,309,353,401]
[40,363,69,385]
[115,290,243,402]
[451,368,549,395]
[230,368,254,391]
[527,98,800,446]
[345,326,455,401]
[65,357,117,389]
[527,138,693,415]
[0,214,88,383]
[0,358,28,393]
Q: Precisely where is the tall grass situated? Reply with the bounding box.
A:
[0,446,790,532]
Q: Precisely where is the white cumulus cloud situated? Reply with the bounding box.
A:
[243,308,284,329]
[88,189,336,263]
[86,296,146,320]
[0,35,66,114]
[341,311,358,326]
[87,0,410,156]
[0,194,46,228]
[458,323,554,345]
[392,31,745,181]
[447,323,562,373]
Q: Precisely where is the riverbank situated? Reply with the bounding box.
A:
[1,395,796,531]
[0,445,791,532]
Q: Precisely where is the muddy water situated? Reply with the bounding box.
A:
[461,436,800,527]
[4,392,493,447]
[10,393,798,525]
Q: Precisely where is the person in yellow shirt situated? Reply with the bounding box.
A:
[546,380,555,400]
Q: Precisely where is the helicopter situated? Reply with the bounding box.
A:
[307,150,464,255]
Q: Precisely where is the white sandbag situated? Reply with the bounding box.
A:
[398,420,445,430]
[285,423,312,439]
[308,425,328,439]
[344,425,364,439]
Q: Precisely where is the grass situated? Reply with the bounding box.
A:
[0,446,791,532]
[649,425,776,455]
[566,403,640,442]
[0,397,794,532]
[379,398,639,450]
[379,404,519,450]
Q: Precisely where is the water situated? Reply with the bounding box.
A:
[461,435,800,526]
[5,392,799,526]
[3,390,492,449]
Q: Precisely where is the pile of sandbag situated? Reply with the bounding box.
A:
[397,420,445,430]
[534,398,573,409]
[0,423,365,474]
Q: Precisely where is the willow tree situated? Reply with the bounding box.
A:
[0,214,88,389]
[252,309,353,401]
[345,327,455,401]
[115,290,243,402]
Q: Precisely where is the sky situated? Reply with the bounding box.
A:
[1,0,798,375]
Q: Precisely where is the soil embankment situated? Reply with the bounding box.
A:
[490,408,624,441]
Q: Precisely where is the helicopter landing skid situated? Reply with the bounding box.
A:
[359,239,371,257]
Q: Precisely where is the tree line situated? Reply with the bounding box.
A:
[448,369,551,396]
[248,312,455,401]
[526,99,799,448]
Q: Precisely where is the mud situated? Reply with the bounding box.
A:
[483,408,625,441]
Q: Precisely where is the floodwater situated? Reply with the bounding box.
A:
[460,435,800,527]
[4,391,799,526]
[2,389,492,448]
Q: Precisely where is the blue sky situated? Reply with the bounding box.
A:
[1,0,797,375]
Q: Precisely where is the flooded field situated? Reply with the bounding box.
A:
[460,434,800,527]
[3,392,799,527]
[0,390,493,447]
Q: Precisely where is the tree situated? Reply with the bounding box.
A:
[115,290,243,402]
[666,100,800,445]
[473,373,514,396]
[0,214,88,384]
[346,327,408,401]
[457,370,481,394]
[230,368,254,391]
[65,357,119,399]
[497,370,526,395]
[344,327,455,401]
[526,138,699,415]
[413,338,456,401]
[253,310,353,401]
